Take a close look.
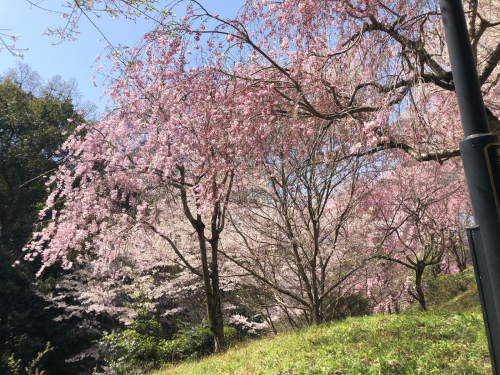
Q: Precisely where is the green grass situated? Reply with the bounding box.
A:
[151,271,491,375]
[152,311,490,375]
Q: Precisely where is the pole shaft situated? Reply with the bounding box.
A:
[439,0,500,373]
[467,227,500,373]
[439,0,489,136]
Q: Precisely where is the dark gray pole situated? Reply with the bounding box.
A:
[467,227,500,372]
[439,0,500,373]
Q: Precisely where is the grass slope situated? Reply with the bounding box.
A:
[153,271,491,375]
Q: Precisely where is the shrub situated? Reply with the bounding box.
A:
[325,293,372,321]
[100,322,240,373]
[99,286,241,373]
[168,322,239,361]
[100,326,169,374]
[166,322,213,361]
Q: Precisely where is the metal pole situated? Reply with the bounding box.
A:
[439,0,500,373]
[467,227,500,373]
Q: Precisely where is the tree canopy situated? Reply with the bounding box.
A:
[0,63,95,375]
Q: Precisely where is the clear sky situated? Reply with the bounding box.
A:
[0,0,244,113]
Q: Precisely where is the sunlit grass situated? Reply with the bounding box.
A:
[149,271,490,375]
[151,309,490,375]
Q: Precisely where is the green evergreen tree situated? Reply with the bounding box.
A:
[0,63,95,375]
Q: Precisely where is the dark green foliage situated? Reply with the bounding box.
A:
[100,327,170,374]
[0,65,93,375]
[99,287,169,373]
[101,318,239,373]
[169,322,238,361]
[99,285,239,373]
[0,79,83,250]
[325,293,373,321]
[5,342,53,375]
[0,248,57,374]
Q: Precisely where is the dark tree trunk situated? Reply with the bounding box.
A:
[393,297,400,314]
[414,267,427,311]
[311,304,323,325]
[178,167,233,354]
[281,305,299,329]
[196,227,227,353]
[209,239,227,353]
[450,238,469,272]
[264,302,278,334]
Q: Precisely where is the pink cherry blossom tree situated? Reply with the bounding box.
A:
[14,0,500,153]
[23,60,261,352]
[159,0,500,164]
[221,131,376,325]
[365,160,471,310]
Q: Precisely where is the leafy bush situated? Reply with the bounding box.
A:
[168,323,239,361]
[99,286,169,374]
[99,284,241,373]
[325,293,372,321]
[166,322,214,361]
[223,324,239,345]
[4,342,53,375]
[100,328,169,374]
[100,322,240,373]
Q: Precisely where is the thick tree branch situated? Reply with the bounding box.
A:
[479,41,500,85]
[177,165,198,228]
[366,16,447,77]
[377,254,415,270]
[350,140,461,163]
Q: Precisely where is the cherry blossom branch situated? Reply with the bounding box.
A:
[25,0,58,13]
[0,32,27,57]
[145,223,203,277]
[219,248,311,308]
[366,15,447,77]
[18,168,58,188]
[318,265,364,303]
[349,140,461,164]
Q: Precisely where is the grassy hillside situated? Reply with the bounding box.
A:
[152,271,491,375]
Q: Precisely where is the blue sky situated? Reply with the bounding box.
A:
[0,0,244,113]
